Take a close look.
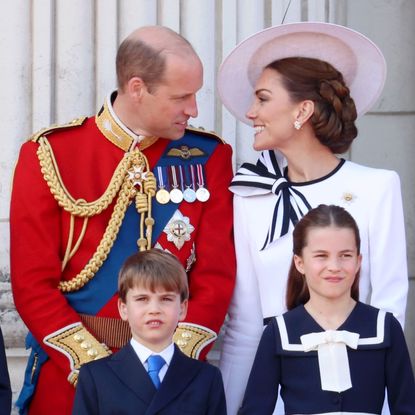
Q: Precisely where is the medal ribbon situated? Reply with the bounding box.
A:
[178,165,185,191]
[171,165,179,189]
[157,166,166,189]
[190,164,197,190]
[196,163,206,188]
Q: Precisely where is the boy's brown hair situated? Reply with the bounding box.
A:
[118,249,189,303]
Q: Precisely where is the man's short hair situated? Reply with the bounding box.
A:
[116,27,195,92]
[118,249,189,303]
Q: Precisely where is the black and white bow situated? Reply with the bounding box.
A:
[230,150,311,250]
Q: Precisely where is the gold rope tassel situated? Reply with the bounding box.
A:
[37,137,131,217]
[36,138,156,293]
[130,150,156,251]
[58,178,134,292]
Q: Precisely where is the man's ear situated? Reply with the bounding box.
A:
[126,76,146,101]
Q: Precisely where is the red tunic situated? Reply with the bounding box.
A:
[10,113,235,415]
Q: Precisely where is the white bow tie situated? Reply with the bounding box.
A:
[229,150,311,249]
[301,330,360,393]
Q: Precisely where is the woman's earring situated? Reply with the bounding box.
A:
[294,120,302,130]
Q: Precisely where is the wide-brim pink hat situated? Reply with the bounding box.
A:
[217,21,386,125]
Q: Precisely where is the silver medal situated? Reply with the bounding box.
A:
[170,188,184,204]
[196,187,210,202]
[183,187,197,203]
[169,165,183,203]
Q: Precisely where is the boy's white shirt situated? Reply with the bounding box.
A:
[130,338,175,382]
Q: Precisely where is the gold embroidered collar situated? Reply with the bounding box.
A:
[95,92,158,152]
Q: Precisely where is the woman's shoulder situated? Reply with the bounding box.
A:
[342,160,400,181]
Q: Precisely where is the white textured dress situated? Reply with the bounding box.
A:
[219,150,408,415]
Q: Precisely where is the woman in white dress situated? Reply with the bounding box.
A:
[217,22,408,415]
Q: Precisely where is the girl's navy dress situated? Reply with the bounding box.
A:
[239,302,415,414]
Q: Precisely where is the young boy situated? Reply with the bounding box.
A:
[72,249,227,414]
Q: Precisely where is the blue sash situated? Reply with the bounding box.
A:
[65,130,218,313]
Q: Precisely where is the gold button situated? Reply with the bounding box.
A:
[182,331,192,339]
[73,333,84,343]
[87,348,98,358]
[80,341,92,350]
[176,339,188,347]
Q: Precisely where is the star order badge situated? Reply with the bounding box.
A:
[128,164,148,188]
[163,210,195,250]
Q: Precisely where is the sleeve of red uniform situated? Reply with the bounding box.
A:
[173,142,236,360]
[10,141,109,384]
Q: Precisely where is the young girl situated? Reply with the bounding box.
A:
[238,204,415,414]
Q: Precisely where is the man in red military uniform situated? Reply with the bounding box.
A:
[10,26,235,415]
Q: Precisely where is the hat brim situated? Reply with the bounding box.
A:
[218,22,386,124]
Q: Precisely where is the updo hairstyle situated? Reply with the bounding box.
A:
[267,57,358,154]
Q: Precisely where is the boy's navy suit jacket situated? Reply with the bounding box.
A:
[72,343,227,414]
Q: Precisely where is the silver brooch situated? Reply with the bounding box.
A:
[163,210,195,250]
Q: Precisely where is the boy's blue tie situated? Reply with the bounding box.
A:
[147,355,165,389]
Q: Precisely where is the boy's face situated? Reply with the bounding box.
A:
[118,284,188,352]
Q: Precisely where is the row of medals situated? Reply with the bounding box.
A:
[155,164,210,205]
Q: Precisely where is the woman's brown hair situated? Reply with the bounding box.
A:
[267,57,358,154]
[286,204,361,310]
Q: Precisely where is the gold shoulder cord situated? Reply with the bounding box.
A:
[36,136,156,293]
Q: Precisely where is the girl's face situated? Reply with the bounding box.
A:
[245,68,302,151]
[294,226,361,303]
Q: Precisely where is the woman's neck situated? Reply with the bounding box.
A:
[304,296,356,331]
[280,135,341,182]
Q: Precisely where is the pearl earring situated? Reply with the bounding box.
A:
[294,120,302,130]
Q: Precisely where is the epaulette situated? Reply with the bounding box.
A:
[28,116,88,142]
[186,125,226,144]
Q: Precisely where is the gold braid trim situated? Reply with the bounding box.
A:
[58,178,133,292]
[37,136,131,217]
[36,134,156,292]
[29,116,87,142]
[135,170,156,251]
[43,323,112,387]
[61,215,89,270]
[173,323,218,359]
[56,148,155,293]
